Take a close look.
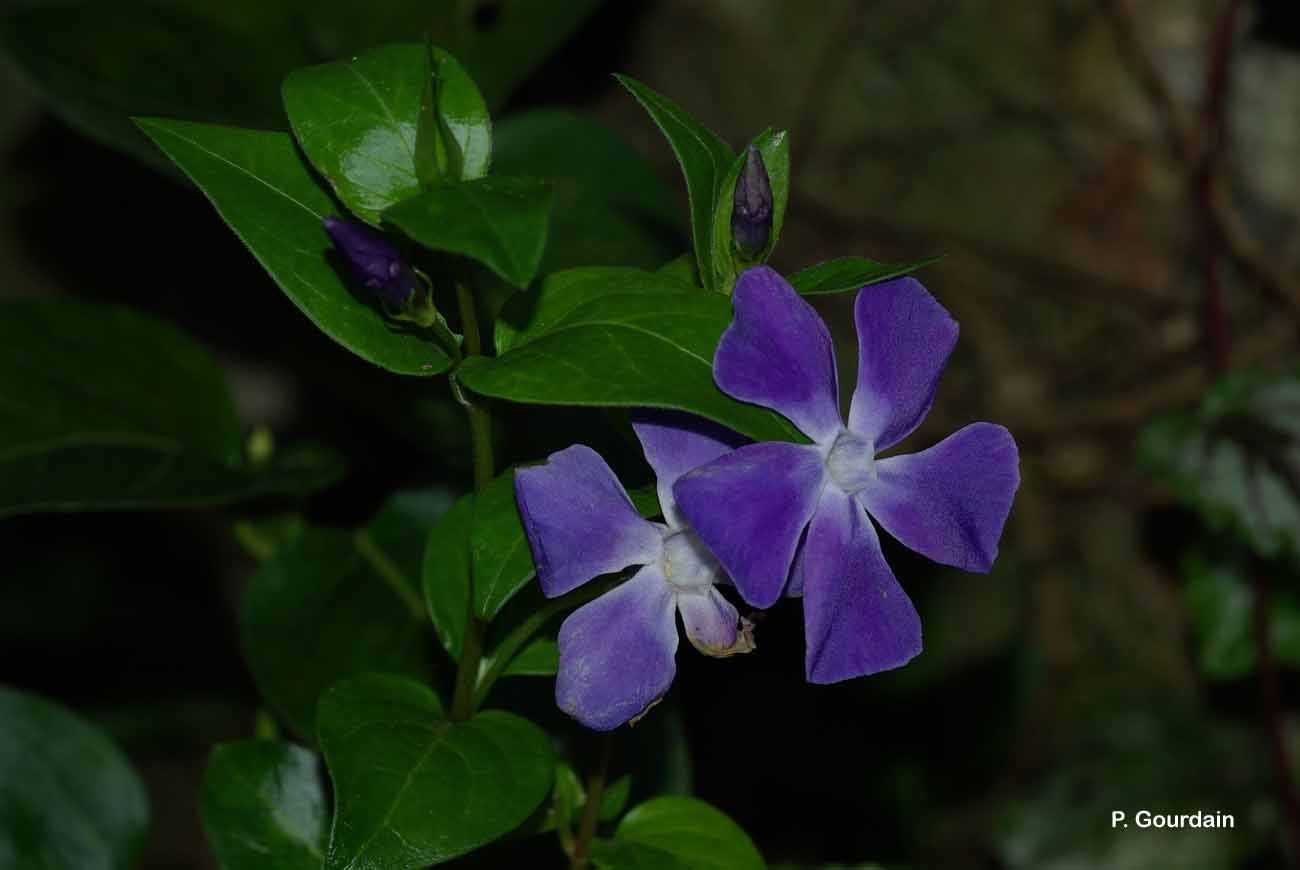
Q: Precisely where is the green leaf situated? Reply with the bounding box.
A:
[1183,552,1300,681]
[283,44,490,224]
[457,292,804,443]
[491,110,683,279]
[710,129,790,292]
[495,267,696,355]
[423,490,475,660]
[384,176,552,287]
[615,75,734,293]
[420,468,534,660]
[0,2,299,165]
[0,299,342,516]
[243,491,451,740]
[0,686,149,870]
[590,796,764,870]
[1139,367,1300,562]
[503,638,559,677]
[136,118,451,376]
[472,468,538,619]
[317,674,554,869]
[788,256,939,296]
[201,741,328,870]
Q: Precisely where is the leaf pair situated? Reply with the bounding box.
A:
[203,675,555,870]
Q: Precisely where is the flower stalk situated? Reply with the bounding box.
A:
[450,279,491,722]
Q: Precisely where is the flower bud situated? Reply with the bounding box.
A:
[731,145,773,260]
[323,217,421,308]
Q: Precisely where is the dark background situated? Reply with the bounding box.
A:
[3,0,1300,867]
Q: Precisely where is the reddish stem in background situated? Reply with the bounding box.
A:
[1254,569,1300,864]
[1196,0,1243,375]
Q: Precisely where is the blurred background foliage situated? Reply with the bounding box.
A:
[2,0,1300,867]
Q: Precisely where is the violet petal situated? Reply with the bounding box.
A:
[673,441,825,608]
[714,266,842,443]
[676,586,742,656]
[514,445,663,598]
[631,409,747,529]
[555,564,678,730]
[847,277,959,451]
[800,487,922,683]
[857,422,1019,572]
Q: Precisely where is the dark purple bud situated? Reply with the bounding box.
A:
[731,145,772,259]
[323,216,420,307]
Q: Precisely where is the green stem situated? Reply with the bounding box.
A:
[450,279,492,722]
[570,734,614,869]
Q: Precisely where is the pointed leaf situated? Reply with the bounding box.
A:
[318,675,554,869]
[457,293,804,444]
[788,256,939,296]
[201,741,328,870]
[0,299,341,516]
[136,118,451,375]
[243,491,452,740]
[384,176,552,288]
[0,686,149,870]
[615,75,734,292]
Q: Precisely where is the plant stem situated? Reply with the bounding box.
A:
[450,279,491,722]
[570,734,614,870]
[1254,569,1300,863]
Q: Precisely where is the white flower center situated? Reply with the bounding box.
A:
[660,529,720,591]
[825,428,877,494]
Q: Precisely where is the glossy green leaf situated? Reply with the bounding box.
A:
[590,796,764,870]
[201,741,328,870]
[384,176,552,288]
[0,299,342,516]
[491,110,683,281]
[136,118,451,375]
[283,44,490,224]
[495,267,696,355]
[710,129,790,292]
[457,293,803,443]
[0,686,149,870]
[317,674,554,869]
[243,491,451,740]
[1139,367,1300,562]
[788,256,939,296]
[615,75,735,292]
[1183,552,1300,681]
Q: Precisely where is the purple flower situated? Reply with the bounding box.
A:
[673,266,1020,684]
[514,412,752,731]
[323,216,420,308]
